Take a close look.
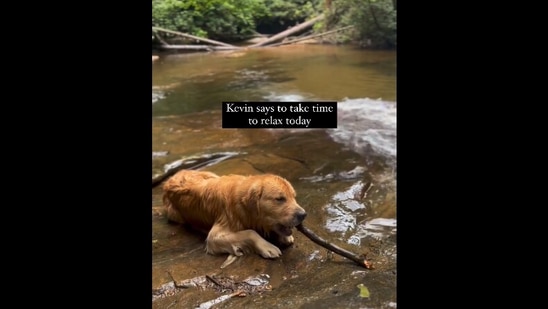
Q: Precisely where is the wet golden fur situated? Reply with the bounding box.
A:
[162,170,307,258]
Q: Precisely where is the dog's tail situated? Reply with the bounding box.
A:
[162,175,191,224]
[161,170,218,223]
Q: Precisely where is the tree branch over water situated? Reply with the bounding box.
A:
[247,14,325,48]
[153,26,241,48]
[268,26,354,47]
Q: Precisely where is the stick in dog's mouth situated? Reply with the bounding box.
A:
[275,224,294,236]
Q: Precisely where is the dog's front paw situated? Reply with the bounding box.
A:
[257,242,282,258]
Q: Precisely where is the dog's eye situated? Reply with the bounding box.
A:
[275,197,286,202]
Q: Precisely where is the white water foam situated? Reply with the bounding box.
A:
[263,93,396,161]
[329,98,396,160]
[264,92,307,102]
[152,90,165,104]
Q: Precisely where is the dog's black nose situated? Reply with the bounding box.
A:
[296,212,307,223]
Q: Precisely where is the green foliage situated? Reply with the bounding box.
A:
[324,0,396,48]
[152,0,269,41]
[261,0,319,22]
[152,0,323,40]
[151,0,396,48]
[254,0,322,34]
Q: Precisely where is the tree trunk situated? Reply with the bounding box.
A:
[152,26,240,48]
[268,25,354,47]
[158,45,240,51]
[247,14,325,48]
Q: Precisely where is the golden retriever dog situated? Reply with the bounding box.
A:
[162,170,307,259]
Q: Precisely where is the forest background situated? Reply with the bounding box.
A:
[152,0,396,49]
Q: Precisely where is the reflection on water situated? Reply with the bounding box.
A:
[152,45,395,115]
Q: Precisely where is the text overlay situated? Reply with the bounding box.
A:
[222,101,337,129]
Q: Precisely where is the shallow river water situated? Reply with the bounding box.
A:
[152,44,396,309]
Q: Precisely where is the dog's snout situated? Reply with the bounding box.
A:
[296,211,307,223]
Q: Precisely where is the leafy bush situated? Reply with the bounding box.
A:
[152,0,269,41]
[152,0,396,48]
[256,0,321,33]
[324,0,396,48]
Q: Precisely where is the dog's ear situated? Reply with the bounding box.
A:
[242,183,263,211]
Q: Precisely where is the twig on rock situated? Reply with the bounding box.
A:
[167,271,190,289]
[196,290,246,309]
[206,275,223,288]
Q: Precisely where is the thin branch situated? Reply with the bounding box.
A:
[358,181,373,200]
[167,271,190,289]
[242,159,266,174]
[196,290,246,309]
[153,30,170,46]
[296,224,372,269]
[205,275,223,288]
[367,0,384,35]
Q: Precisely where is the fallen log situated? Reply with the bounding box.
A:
[296,223,372,269]
[268,25,354,47]
[152,26,240,48]
[153,30,170,46]
[247,14,325,48]
[160,45,212,51]
[157,45,240,51]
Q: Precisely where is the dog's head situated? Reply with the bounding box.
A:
[242,174,307,236]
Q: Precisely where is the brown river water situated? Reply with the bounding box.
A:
[152,44,396,309]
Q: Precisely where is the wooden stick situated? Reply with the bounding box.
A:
[296,224,372,268]
[205,275,223,288]
[196,290,246,309]
[167,271,189,289]
[358,181,373,200]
